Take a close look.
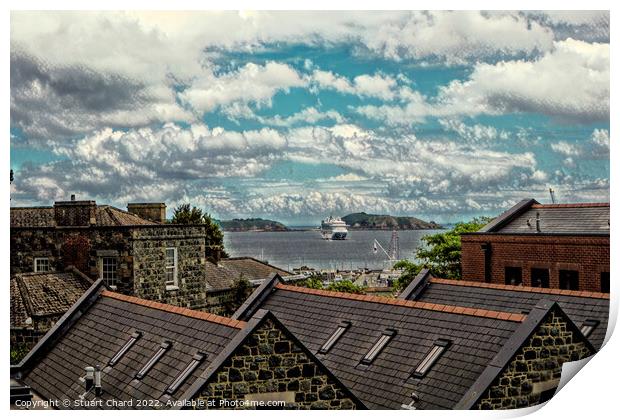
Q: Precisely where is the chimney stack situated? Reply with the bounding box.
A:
[71,194,76,201]
[54,199,97,226]
[127,203,166,223]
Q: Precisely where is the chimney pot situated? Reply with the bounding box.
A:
[94,364,102,397]
[71,194,76,201]
[85,366,95,391]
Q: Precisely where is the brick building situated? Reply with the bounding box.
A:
[461,199,609,292]
[11,198,220,310]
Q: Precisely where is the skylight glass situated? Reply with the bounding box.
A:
[580,320,599,338]
[319,321,351,354]
[412,339,451,378]
[135,340,171,380]
[109,331,142,366]
[166,352,206,395]
[361,329,396,365]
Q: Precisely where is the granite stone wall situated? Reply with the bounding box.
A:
[131,226,208,309]
[195,318,359,410]
[11,225,211,310]
[475,310,593,409]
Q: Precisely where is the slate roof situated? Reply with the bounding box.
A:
[478,199,610,235]
[205,257,291,290]
[247,282,528,410]
[408,277,610,350]
[11,270,93,328]
[14,283,364,410]
[10,205,157,228]
[20,289,245,408]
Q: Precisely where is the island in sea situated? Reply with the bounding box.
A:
[218,218,290,232]
[341,212,441,230]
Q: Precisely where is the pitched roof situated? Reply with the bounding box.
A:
[205,257,291,290]
[19,290,244,406]
[15,285,360,409]
[406,277,610,350]
[11,269,93,328]
[10,205,157,228]
[244,282,528,409]
[478,199,610,235]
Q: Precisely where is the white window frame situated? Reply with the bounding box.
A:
[165,247,178,290]
[100,256,119,289]
[34,257,50,273]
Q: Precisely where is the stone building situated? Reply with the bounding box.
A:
[10,268,93,355]
[461,199,610,292]
[204,257,292,315]
[11,198,221,310]
[399,269,609,350]
[11,280,364,410]
[232,275,597,410]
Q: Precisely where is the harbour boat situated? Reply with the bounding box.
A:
[320,216,348,240]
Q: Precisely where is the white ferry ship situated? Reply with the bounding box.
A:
[320,216,348,240]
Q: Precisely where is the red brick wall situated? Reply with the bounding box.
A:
[461,234,609,292]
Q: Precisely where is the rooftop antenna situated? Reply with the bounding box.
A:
[373,229,400,266]
[549,188,556,204]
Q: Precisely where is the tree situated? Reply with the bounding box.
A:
[225,275,253,315]
[170,203,228,260]
[392,217,493,292]
[325,280,366,294]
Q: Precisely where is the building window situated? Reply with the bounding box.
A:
[109,331,142,366]
[504,267,522,286]
[411,339,451,379]
[531,268,550,288]
[600,272,610,293]
[136,341,171,380]
[559,270,579,291]
[101,257,119,288]
[165,248,178,288]
[580,320,600,338]
[319,321,351,354]
[166,352,206,395]
[361,329,396,365]
[34,258,50,273]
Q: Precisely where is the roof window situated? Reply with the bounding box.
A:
[411,339,451,378]
[109,331,142,366]
[361,328,396,365]
[166,352,206,395]
[136,340,171,380]
[319,321,351,354]
[580,320,599,338]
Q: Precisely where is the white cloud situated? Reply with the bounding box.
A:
[180,62,306,113]
[551,129,609,160]
[356,39,609,125]
[254,107,344,127]
[311,70,399,100]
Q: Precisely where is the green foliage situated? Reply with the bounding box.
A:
[170,203,228,259]
[391,260,422,292]
[392,217,493,292]
[225,275,253,314]
[301,277,324,289]
[297,277,366,294]
[10,343,31,365]
[325,280,366,294]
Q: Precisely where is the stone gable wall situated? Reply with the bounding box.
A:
[195,318,358,410]
[475,310,593,409]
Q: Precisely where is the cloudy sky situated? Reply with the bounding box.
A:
[10,11,609,224]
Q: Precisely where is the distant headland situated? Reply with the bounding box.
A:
[219,213,441,232]
[218,218,290,232]
[341,212,441,230]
